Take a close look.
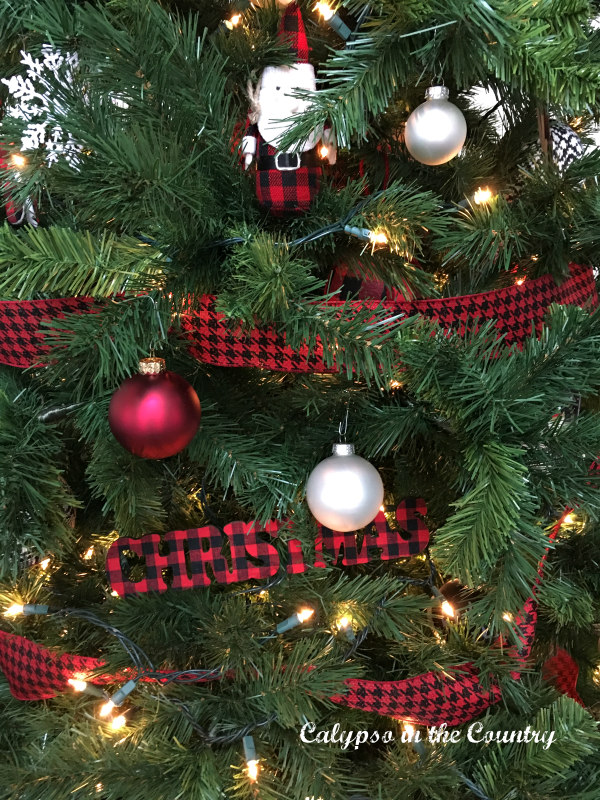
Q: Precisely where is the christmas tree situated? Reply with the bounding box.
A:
[1,1,600,798]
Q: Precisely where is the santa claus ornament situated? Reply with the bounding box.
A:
[242,1,335,214]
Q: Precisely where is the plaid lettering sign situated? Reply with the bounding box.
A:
[106,498,430,596]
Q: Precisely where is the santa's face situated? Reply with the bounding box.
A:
[257,64,322,150]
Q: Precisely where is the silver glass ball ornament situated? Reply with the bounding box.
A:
[305,443,384,532]
[404,86,467,166]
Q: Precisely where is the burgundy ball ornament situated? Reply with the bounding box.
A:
[108,357,201,459]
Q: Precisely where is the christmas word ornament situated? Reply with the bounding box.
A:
[105,498,429,595]
[306,443,384,532]
[242,1,335,214]
[404,86,467,166]
[108,357,201,459]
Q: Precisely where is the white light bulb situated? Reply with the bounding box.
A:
[247,759,259,782]
[68,678,88,692]
[314,2,334,21]
[99,700,115,718]
[441,600,455,618]
[368,230,388,245]
[473,186,493,205]
[110,714,126,731]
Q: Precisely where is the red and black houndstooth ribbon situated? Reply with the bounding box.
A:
[0,296,95,368]
[0,628,108,701]
[0,264,596,372]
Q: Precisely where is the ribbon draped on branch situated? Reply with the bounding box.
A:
[0,264,595,372]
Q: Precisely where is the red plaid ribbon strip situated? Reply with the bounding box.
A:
[0,264,595,372]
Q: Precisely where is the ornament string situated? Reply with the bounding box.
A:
[109,293,168,352]
[338,406,349,443]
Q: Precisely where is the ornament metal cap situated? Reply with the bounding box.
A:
[138,357,166,375]
[332,442,355,456]
[425,86,450,100]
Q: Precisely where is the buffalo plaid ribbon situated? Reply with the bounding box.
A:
[0,264,595,372]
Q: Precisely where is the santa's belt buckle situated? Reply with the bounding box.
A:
[275,152,301,171]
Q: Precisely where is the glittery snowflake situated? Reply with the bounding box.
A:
[2,46,81,166]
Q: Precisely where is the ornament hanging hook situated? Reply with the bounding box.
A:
[110,294,167,350]
[338,406,349,442]
[430,25,444,86]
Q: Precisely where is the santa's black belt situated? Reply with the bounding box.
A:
[257,151,319,171]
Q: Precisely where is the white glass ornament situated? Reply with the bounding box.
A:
[404,86,467,166]
[306,443,384,532]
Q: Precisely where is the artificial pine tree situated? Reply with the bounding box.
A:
[0,1,600,798]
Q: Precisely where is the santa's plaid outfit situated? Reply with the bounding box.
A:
[245,122,321,214]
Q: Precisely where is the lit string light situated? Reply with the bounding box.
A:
[473,186,493,205]
[4,603,24,617]
[224,13,242,30]
[343,224,388,247]
[3,602,49,617]
[403,722,426,757]
[97,679,138,720]
[431,586,455,619]
[110,714,127,731]
[10,153,26,168]
[441,600,455,618]
[99,700,115,718]
[314,2,334,20]
[243,735,259,782]
[336,615,356,643]
[314,2,352,38]
[275,606,315,634]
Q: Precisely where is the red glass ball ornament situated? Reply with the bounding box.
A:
[108,357,201,459]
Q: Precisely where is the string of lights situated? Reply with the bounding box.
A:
[2,561,450,738]
[196,188,392,253]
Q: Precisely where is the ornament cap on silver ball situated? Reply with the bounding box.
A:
[332,442,355,456]
[424,85,449,100]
